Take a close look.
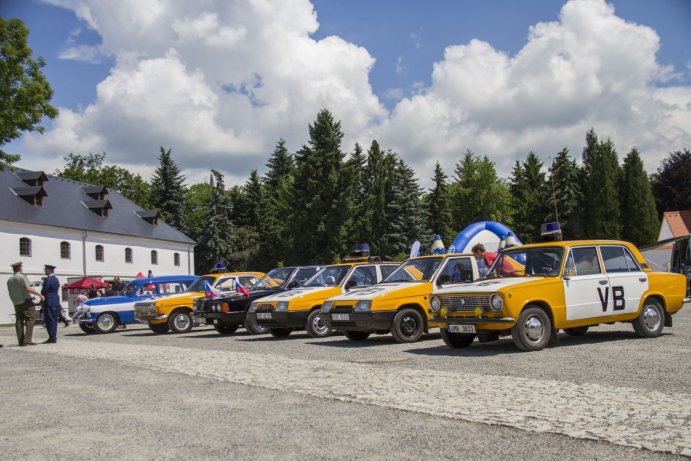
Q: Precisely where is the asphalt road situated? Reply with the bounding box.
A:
[1,307,689,460]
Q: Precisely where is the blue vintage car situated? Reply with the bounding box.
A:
[73,275,198,334]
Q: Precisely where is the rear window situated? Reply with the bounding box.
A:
[600,246,641,273]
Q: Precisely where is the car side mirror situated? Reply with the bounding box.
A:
[437,275,450,286]
[345,280,357,290]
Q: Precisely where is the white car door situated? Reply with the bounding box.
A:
[563,246,611,320]
[600,245,647,315]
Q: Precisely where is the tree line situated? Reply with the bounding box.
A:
[52,110,691,274]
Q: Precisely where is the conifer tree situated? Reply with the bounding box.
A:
[343,143,371,245]
[195,170,235,273]
[365,141,393,255]
[427,161,453,245]
[264,138,295,191]
[620,148,659,246]
[651,149,691,213]
[509,152,549,242]
[546,148,582,239]
[150,147,186,230]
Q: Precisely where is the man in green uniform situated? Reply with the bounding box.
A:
[7,262,44,346]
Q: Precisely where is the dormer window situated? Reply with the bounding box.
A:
[83,199,112,217]
[16,170,48,187]
[80,185,108,201]
[136,210,160,225]
[10,185,47,206]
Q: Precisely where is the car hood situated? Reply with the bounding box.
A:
[258,286,339,302]
[328,282,429,302]
[84,295,134,306]
[435,277,547,295]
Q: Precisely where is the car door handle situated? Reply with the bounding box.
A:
[598,280,608,285]
[639,277,647,282]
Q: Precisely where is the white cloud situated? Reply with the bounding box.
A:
[23,0,691,188]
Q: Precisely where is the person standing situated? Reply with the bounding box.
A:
[6,262,44,346]
[41,264,61,344]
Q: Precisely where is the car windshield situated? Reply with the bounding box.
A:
[122,282,138,296]
[488,247,563,278]
[186,276,217,292]
[304,266,350,287]
[383,257,443,283]
[255,267,295,289]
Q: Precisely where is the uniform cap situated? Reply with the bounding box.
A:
[11,261,22,268]
[44,264,56,270]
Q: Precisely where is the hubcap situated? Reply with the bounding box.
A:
[642,305,661,331]
[524,316,544,342]
[312,314,328,334]
[401,315,419,337]
[98,314,115,331]
[174,313,191,331]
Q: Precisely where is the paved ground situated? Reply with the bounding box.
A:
[1,307,689,460]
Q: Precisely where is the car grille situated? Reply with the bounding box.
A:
[440,295,491,313]
[255,303,273,312]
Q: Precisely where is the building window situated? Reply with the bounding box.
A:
[174,252,180,267]
[95,245,104,262]
[60,241,71,259]
[125,247,133,263]
[151,250,158,265]
[19,237,31,257]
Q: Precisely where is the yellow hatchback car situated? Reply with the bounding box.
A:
[134,271,264,333]
[430,240,689,351]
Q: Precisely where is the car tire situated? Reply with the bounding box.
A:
[440,328,475,348]
[213,323,239,335]
[390,308,424,343]
[344,331,370,341]
[244,318,268,335]
[269,328,292,338]
[168,309,193,334]
[564,326,589,336]
[149,323,170,334]
[93,312,118,334]
[511,306,551,352]
[632,299,664,338]
[79,323,96,334]
[305,310,331,338]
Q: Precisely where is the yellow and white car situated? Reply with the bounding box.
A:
[322,254,479,343]
[430,240,690,351]
[134,271,264,333]
[245,261,399,338]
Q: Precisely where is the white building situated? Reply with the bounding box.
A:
[1,168,195,324]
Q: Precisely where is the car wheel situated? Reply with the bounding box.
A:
[168,309,193,333]
[269,328,292,338]
[213,323,239,335]
[244,318,269,335]
[440,328,475,348]
[149,323,170,334]
[79,323,96,334]
[564,326,589,336]
[633,299,664,338]
[344,331,370,341]
[93,312,118,334]
[305,310,331,338]
[391,308,424,343]
[511,306,551,352]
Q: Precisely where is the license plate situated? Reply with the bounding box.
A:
[449,324,476,334]
[332,313,349,321]
[257,313,272,319]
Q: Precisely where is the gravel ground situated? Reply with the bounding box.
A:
[0,307,689,460]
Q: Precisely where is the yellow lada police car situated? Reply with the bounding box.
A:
[321,253,479,343]
[430,240,689,351]
[246,260,399,338]
[134,271,264,333]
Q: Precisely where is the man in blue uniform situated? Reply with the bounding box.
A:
[41,264,61,344]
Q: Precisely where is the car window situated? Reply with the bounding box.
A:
[137,283,156,296]
[384,257,443,282]
[568,247,602,276]
[158,282,187,294]
[346,266,377,287]
[295,267,318,285]
[304,266,349,287]
[216,277,237,291]
[601,246,641,273]
[187,276,216,292]
[380,265,397,279]
[239,276,259,287]
[439,257,475,283]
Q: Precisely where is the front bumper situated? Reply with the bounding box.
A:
[247,310,309,329]
[322,311,396,332]
[197,311,246,325]
[435,315,516,329]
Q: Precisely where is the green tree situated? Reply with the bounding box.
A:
[228,170,263,270]
[580,130,622,239]
[620,148,659,246]
[195,170,236,273]
[509,152,549,242]
[651,149,691,214]
[449,151,512,232]
[264,138,295,191]
[0,18,58,169]
[290,109,349,263]
[55,152,151,208]
[364,141,393,255]
[181,182,213,244]
[427,161,453,245]
[546,148,583,239]
[150,147,186,230]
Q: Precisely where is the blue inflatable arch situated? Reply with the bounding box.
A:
[447,221,522,254]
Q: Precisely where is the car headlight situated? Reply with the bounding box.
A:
[248,302,257,313]
[275,302,289,312]
[321,301,333,313]
[489,294,503,312]
[430,296,441,313]
[354,300,371,312]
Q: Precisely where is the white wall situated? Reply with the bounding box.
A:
[0,220,194,325]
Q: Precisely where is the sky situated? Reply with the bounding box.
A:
[2,0,690,188]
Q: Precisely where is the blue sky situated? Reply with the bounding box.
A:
[2,0,690,186]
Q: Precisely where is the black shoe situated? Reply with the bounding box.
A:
[25,342,37,346]
[64,322,70,327]
[42,339,56,344]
